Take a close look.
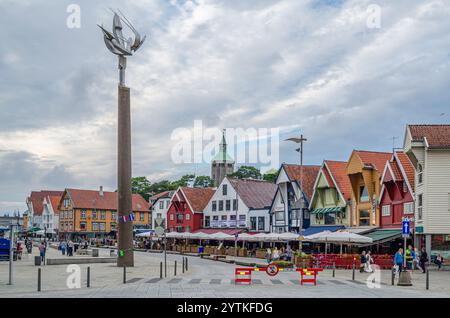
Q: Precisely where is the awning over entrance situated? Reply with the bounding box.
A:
[362,229,402,245]
[310,207,344,214]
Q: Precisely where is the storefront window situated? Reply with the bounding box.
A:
[250,217,257,230]
[258,217,265,231]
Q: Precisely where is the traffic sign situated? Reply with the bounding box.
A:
[402,219,411,236]
[266,263,279,276]
[155,226,165,236]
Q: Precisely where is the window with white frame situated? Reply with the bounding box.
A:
[159,201,164,209]
[81,210,86,219]
[418,194,423,220]
[404,202,414,214]
[418,164,423,184]
[403,182,408,193]
[382,205,391,216]
[170,214,174,221]
[186,213,191,221]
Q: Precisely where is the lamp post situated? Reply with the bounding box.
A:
[285,133,307,252]
[99,10,146,267]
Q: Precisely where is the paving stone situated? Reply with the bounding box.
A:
[210,279,221,284]
[167,278,182,284]
[270,279,283,285]
[188,279,201,284]
[146,278,162,283]
[126,278,143,284]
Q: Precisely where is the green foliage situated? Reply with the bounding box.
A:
[194,176,214,188]
[131,176,152,201]
[170,174,195,188]
[262,168,278,183]
[229,166,262,180]
[271,260,294,268]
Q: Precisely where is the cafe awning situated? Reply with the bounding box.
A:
[310,207,344,214]
[361,229,402,245]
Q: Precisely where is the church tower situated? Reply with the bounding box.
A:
[211,129,235,187]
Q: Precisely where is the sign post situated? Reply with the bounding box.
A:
[398,217,413,286]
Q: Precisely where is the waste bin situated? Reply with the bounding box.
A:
[198,246,204,254]
[34,256,41,266]
[92,249,99,257]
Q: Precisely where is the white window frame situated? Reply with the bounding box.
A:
[186,213,191,221]
[382,205,391,217]
[404,202,414,215]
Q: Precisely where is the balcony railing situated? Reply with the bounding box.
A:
[209,220,246,228]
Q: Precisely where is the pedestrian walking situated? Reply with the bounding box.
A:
[60,240,67,255]
[365,251,374,273]
[360,251,367,273]
[419,247,428,273]
[394,248,403,275]
[272,247,280,262]
[67,240,74,256]
[39,242,46,265]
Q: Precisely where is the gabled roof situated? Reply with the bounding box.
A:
[380,151,415,199]
[395,151,415,192]
[282,164,320,201]
[324,160,352,201]
[228,178,277,210]
[48,195,62,215]
[27,191,64,216]
[353,150,392,171]
[408,124,450,148]
[180,187,215,213]
[64,189,149,212]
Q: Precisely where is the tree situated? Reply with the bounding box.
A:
[170,174,195,189]
[148,180,173,195]
[229,166,262,180]
[131,176,152,201]
[263,168,278,183]
[194,176,214,188]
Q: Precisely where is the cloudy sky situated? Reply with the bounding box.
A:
[0,0,449,214]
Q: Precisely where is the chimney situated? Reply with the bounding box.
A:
[99,186,104,197]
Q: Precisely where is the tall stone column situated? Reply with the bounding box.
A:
[117,85,134,267]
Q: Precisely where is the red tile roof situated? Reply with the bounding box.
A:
[324,160,352,201]
[282,164,321,201]
[48,195,62,215]
[149,191,173,202]
[389,160,403,181]
[66,189,149,211]
[354,150,392,172]
[181,187,215,212]
[28,191,63,216]
[395,151,415,192]
[228,178,277,209]
[409,124,450,148]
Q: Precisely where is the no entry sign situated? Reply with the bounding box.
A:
[266,264,279,276]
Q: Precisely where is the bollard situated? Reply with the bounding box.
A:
[123,266,126,284]
[37,268,41,292]
[87,266,90,288]
[182,258,185,273]
[160,262,163,279]
[426,268,429,290]
[352,263,355,281]
[391,268,395,286]
[185,257,189,271]
[174,261,177,276]
[332,262,335,278]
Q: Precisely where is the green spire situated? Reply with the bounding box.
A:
[212,129,234,163]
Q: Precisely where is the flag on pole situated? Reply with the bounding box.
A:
[129,213,135,221]
[121,215,127,223]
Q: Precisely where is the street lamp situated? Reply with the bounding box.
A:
[99,10,146,267]
[285,133,307,252]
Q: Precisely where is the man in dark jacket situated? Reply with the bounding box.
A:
[419,247,428,274]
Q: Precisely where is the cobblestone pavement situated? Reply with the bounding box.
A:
[1,248,449,298]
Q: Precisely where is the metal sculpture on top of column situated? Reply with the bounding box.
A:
[99,10,146,267]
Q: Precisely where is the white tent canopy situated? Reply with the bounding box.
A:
[304,231,372,244]
[208,232,235,241]
[277,232,301,241]
[136,231,153,238]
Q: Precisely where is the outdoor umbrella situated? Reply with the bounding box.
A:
[208,232,234,241]
[277,232,301,241]
[237,233,258,241]
[136,231,153,238]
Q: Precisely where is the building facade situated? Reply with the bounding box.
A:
[149,191,174,230]
[403,124,450,257]
[167,187,215,233]
[269,164,320,233]
[379,151,415,229]
[203,177,277,232]
[211,129,235,187]
[26,190,63,230]
[346,150,392,227]
[309,160,352,227]
[58,187,150,239]
[41,195,61,237]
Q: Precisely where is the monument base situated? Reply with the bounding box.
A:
[397,271,413,286]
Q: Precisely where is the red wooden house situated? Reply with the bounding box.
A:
[379,151,415,228]
[167,187,215,233]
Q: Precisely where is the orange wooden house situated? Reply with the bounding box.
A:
[346,150,392,227]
